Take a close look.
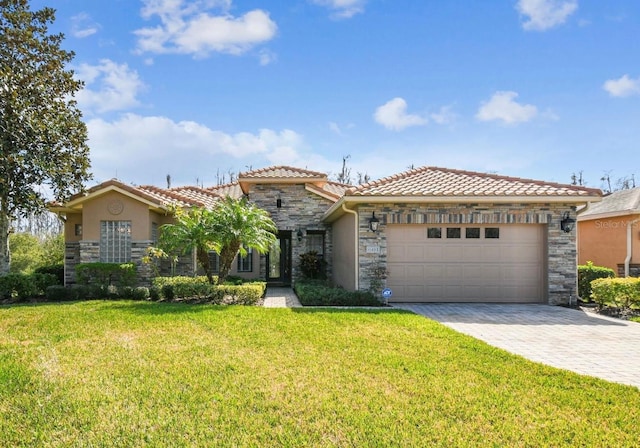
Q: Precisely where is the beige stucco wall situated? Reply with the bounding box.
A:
[82,191,152,241]
[578,215,640,272]
[331,211,356,290]
[64,213,83,242]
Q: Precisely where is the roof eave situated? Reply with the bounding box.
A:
[578,210,640,222]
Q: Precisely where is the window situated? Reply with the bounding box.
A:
[100,221,131,262]
[427,227,442,238]
[446,227,461,239]
[306,231,325,256]
[237,247,253,272]
[485,228,500,239]
[209,252,220,274]
[466,228,480,239]
[151,222,158,243]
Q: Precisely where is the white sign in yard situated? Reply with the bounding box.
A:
[382,288,392,299]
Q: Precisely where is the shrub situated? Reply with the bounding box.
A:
[151,276,265,304]
[0,273,58,301]
[591,277,640,309]
[34,264,64,285]
[299,251,327,280]
[294,280,383,307]
[578,261,615,301]
[149,285,161,301]
[45,285,70,301]
[132,287,150,301]
[75,262,137,287]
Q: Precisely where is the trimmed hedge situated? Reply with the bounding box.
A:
[591,277,640,309]
[34,264,64,285]
[0,273,58,302]
[151,276,266,305]
[75,262,137,287]
[294,280,383,307]
[578,261,615,302]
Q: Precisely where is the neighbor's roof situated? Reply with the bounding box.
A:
[578,187,640,220]
[347,166,601,198]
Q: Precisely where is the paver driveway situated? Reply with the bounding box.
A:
[393,303,640,389]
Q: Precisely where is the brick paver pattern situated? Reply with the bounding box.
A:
[393,303,640,389]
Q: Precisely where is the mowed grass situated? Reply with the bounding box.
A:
[1,302,639,447]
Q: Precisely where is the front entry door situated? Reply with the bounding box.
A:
[267,231,292,285]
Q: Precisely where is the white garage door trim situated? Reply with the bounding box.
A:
[386,224,546,303]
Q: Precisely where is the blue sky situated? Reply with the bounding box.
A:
[33,0,639,189]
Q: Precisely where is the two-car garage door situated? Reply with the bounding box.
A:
[386,224,545,303]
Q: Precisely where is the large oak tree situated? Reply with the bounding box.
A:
[0,0,90,274]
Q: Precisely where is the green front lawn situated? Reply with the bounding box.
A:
[1,301,639,446]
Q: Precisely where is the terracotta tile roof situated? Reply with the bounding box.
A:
[347,166,602,198]
[169,186,222,208]
[239,165,327,180]
[207,182,244,199]
[579,187,640,219]
[323,181,353,198]
[137,185,203,207]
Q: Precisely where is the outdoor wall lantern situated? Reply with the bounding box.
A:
[276,198,282,208]
[297,229,304,242]
[560,211,576,233]
[369,212,380,233]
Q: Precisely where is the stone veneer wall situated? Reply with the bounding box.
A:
[249,183,333,282]
[65,239,156,286]
[64,242,81,285]
[617,264,640,278]
[356,202,578,305]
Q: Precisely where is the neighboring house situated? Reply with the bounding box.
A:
[50,165,601,305]
[578,187,640,277]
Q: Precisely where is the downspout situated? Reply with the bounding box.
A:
[341,203,359,290]
[624,217,640,277]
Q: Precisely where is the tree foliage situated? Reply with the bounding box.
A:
[157,198,277,285]
[208,196,277,285]
[8,232,62,273]
[0,0,91,274]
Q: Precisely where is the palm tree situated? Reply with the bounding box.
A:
[158,197,277,285]
[158,206,219,284]
[210,196,277,285]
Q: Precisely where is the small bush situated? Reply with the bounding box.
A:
[578,261,615,302]
[76,262,137,287]
[149,285,161,301]
[591,277,640,309]
[132,287,150,301]
[34,264,64,285]
[294,280,383,307]
[0,273,58,302]
[151,276,265,304]
[45,285,70,301]
[299,251,327,280]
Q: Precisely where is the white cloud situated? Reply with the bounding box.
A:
[476,91,538,124]
[311,0,366,19]
[603,74,640,97]
[374,97,428,131]
[429,105,457,125]
[516,0,578,31]
[258,49,277,66]
[71,12,100,38]
[135,0,277,58]
[75,60,145,114]
[86,114,310,184]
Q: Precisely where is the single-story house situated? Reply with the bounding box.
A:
[50,165,601,305]
[578,187,640,277]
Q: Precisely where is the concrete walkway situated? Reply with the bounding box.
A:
[263,287,302,308]
[393,303,640,389]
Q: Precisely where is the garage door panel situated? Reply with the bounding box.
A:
[386,224,545,303]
